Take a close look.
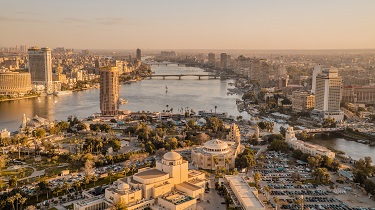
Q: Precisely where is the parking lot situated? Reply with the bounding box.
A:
[256,151,375,210]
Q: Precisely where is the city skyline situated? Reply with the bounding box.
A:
[1,0,375,50]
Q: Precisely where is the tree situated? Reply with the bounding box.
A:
[253,172,262,188]
[322,118,336,128]
[264,185,270,200]
[279,126,286,137]
[194,133,210,145]
[7,196,15,210]
[166,137,178,150]
[274,197,279,210]
[0,155,7,175]
[268,139,289,152]
[82,159,95,178]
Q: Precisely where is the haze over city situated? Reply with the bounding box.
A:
[1,1,375,210]
[1,0,375,49]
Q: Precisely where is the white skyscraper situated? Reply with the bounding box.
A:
[311,64,322,94]
[28,47,53,94]
[313,68,344,122]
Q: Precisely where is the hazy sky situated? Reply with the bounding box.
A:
[1,0,374,49]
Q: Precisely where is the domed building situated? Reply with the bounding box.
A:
[76,151,206,210]
[191,138,241,170]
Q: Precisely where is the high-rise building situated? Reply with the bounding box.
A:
[136,48,142,61]
[28,47,53,93]
[311,64,322,94]
[313,68,344,122]
[220,53,227,68]
[100,66,119,116]
[208,53,215,65]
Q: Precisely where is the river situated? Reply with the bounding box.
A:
[0,63,374,160]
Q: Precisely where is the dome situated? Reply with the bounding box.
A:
[163,151,182,161]
[118,183,130,191]
[203,139,228,151]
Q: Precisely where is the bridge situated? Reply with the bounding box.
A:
[149,74,220,80]
[295,127,345,134]
[146,63,177,66]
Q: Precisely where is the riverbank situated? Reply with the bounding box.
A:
[0,94,39,102]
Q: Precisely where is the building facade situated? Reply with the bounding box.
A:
[74,152,205,210]
[292,91,315,112]
[285,127,335,159]
[0,72,32,95]
[313,68,344,122]
[191,139,241,170]
[100,66,119,116]
[28,47,53,93]
[342,85,375,104]
[136,48,142,61]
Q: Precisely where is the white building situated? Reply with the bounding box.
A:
[191,138,241,171]
[74,151,205,210]
[285,127,335,159]
[311,64,322,94]
[312,68,344,122]
[224,175,265,210]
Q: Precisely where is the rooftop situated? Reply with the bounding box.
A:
[177,181,202,191]
[225,175,264,210]
[134,168,168,180]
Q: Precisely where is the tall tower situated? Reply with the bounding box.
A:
[313,68,344,121]
[28,47,53,93]
[136,48,141,61]
[220,53,227,68]
[100,66,119,116]
[311,64,322,94]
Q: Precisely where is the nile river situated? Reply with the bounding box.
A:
[0,63,373,160]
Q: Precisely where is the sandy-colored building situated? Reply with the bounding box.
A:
[191,139,241,170]
[100,66,119,116]
[285,127,335,159]
[226,123,241,142]
[0,71,32,95]
[224,175,265,210]
[292,91,315,112]
[74,151,205,210]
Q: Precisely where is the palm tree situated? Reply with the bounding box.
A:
[274,197,279,210]
[19,197,27,210]
[131,164,136,175]
[214,105,217,114]
[14,193,22,210]
[7,196,15,210]
[108,171,114,182]
[264,185,270,200]
[92,176,98,187]
[74,181,81,192]
[64,182,71,194]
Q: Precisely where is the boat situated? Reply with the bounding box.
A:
[119,98,128,104]
[55,91,73,95]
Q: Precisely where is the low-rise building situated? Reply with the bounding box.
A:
[285,127,335,159]
[191,138,241,170]
[224,175,265,210]
[74,151,205,210]
[0,71,32,95]
[292,91,315,112]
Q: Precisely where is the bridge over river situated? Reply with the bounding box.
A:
[295,127,345,134]
[148,74,220,80]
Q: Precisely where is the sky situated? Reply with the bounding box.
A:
[0,0,374,50]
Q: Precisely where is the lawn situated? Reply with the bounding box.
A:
[1,166,34,178]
